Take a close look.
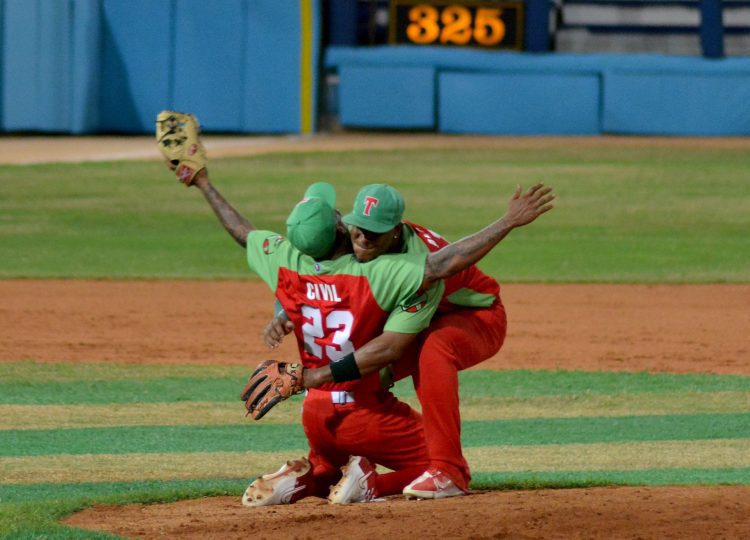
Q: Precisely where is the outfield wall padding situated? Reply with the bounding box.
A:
[0,0,319,134]
[439,72,601,135]
[603,71,750,136]
[326,46,750,136]
[339,66,436,129]
[99,0,171,134]
[2,0,103,133]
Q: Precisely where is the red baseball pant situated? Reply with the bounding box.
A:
[392,301,507,490]
[300,388,430,497]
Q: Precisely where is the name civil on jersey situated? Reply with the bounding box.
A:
[306,282,342,302]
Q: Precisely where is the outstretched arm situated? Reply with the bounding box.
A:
[422,183,554,288]
[189,169,255,248]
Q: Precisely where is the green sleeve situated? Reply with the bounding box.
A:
[363,251,443,334]
[245,230,293,292]
[383,279,443,334]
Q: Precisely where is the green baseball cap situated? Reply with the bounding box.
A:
[286,182,338,259]
[304,181,336,208]
[342,184,405,233]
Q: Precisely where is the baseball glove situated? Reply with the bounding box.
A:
[241,360,305,420]
[155,110,207,186]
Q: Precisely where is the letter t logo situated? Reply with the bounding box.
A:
[363,196,379,216]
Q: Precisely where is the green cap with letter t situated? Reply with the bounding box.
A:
[343,184,405,233]
[286,182,337,258]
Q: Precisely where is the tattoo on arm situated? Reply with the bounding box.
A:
[199,181,254,248]
[424,218,512,285]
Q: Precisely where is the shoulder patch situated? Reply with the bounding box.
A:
[262,234,285,255]
[401,290,428,313]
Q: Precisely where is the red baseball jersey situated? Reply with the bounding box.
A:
[246,230,444,395]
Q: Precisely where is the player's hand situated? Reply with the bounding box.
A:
[240,360,304,420]
[505,183,555,228]
[263,316,295,348]
[164,160,208,187]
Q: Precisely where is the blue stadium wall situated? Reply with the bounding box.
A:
[0,0,320,134]
[326,46,750,136]
[1,0,749,136]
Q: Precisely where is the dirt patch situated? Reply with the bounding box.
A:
[63,487,750,539]
[3,133,750,165]
[2,280,748,374]
[2,279,748,538]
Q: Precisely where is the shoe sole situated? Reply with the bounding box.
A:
[403,489,465,500]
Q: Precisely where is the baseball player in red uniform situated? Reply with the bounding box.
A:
[344,184,505,499]
[244,187,446,504]
[265,182,554,502]
[170,171,443,505]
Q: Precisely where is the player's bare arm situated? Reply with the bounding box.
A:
[302,331,415,388]
[156,111,254,248]
[422,183,554,289]
[191,170,255,248]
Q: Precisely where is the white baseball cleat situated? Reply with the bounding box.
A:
[402,469,466,500]
[242,457,311,507]
[328,455,381,504]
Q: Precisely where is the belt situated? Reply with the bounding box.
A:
[306,389,356,404]
[330,390,356,404]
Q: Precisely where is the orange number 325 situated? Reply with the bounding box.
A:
[406,5,506,46]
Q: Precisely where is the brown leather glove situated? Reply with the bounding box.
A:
[240,360,305,420]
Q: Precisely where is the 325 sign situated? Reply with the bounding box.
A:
[389,0,524,50]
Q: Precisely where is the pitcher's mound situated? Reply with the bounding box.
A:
[63,486,750,539]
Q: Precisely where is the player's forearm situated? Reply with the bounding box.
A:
[424,217,514,284]
[423,183,555,287]
[195,177,254,247]
[303,332,415,388]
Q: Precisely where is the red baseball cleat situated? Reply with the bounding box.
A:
[402,469,466,500]
[328,455,381,504]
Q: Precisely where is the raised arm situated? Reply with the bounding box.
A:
[422,183,554,288]
[158,111,254,247]
[190,169,255,248]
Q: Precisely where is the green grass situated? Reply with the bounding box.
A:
[3,413,748,457]
[1,479,242,539]
[2,367,748,405]
[1,145,749,281]
[0,362,748,537]
[470,467,750,489]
